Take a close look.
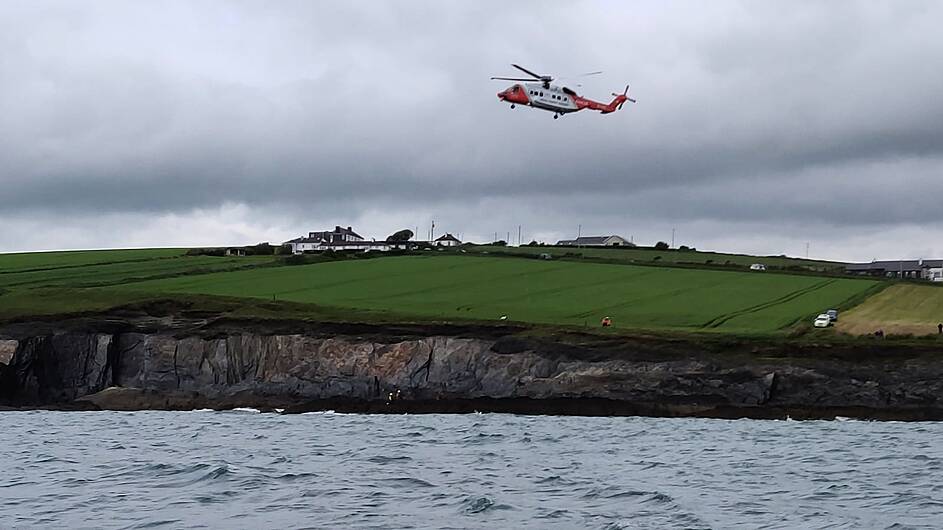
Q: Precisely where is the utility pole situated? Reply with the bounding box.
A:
[671,228,676,249]
[806,242,810,258]
[577,224,582,249]
[518,225,522,246]
[494,231,498,244]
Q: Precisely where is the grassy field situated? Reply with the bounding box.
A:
[0,248,880,333]
[466,245,843,272]
[0,249,279,319]
[0,248,186,273]
[112,255,876,333]
[838,284,943,336]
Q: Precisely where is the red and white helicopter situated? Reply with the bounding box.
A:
[492,64,635,119]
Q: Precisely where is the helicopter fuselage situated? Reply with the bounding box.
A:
[497,82,629,116]
[498,83,579,113]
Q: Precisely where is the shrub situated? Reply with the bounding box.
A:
[282,254,310,266]
[186,247,225,257]
[654,241,670,250]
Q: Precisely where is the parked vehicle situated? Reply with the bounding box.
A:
[826,309,839,322]
[813,314,832,328]
[749,263,767,271]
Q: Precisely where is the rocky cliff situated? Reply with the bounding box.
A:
[2,316,942,419]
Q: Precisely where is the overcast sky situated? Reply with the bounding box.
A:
[2,1,942,261]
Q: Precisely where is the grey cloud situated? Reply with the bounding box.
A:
[2,0,943,258]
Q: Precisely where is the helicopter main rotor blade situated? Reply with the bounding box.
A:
[490,77,535,81]
[558,71,603,82]
[511,64,543,79]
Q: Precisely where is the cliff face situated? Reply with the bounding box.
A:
[2,318,942,419]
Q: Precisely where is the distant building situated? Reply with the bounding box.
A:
[284,226,390,253]
[434,233,462,247]
[555,235,634,247]
[224,248,246,257]
[845,259,943,280]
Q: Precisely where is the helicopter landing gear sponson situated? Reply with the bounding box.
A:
[510,104,515,109]
[553,113,559,119]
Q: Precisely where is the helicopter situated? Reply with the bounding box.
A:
[492,64,635,119]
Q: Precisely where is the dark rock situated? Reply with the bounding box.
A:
[3,316,943,420]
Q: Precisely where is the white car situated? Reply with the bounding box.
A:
[813,314,831,328]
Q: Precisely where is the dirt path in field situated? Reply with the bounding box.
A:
[701,278,837,329]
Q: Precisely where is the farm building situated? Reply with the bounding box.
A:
[434,233,462,247]
[845,259,943,280]
[556,235,634,247]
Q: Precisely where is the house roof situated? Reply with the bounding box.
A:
[555,235,629,246]
[287,226,364,245]
[435,233,461,242]
[285,236,324,244]
[845,259,943,271]
[320,240,389,247]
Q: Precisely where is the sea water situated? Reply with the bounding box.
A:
[2,411,942,529]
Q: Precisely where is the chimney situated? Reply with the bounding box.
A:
[335,226,342,232]
[347,226,352,232]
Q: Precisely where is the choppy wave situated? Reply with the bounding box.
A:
[2,412,943,528]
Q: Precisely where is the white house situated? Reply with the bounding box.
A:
[434,233,462,247]
[555,235,633,247]
[285,226,390,253]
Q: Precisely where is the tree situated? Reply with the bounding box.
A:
[493,240,507,247]
[245,242,275,255]
[386,229,414,242]
[654,241,670,250]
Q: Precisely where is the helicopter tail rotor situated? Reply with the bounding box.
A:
[612,85,636,110]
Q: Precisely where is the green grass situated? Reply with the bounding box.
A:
[113,255,876,333]
[467,245,843,271]
[0,248,878,334]
[0,248,187,273]
[0,249,280,320]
